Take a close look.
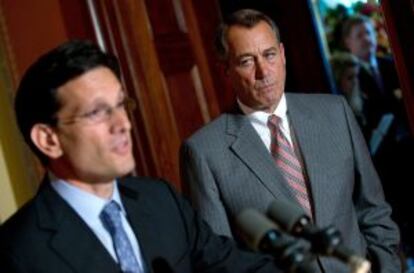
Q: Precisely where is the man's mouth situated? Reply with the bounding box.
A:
[112,138,131,155]
[257,83,276,92]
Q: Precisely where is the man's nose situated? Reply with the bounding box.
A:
[255,59,269,79]
[110,108,131,133]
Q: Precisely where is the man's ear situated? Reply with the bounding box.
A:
[30,124,63,159]
[279,42,286,66]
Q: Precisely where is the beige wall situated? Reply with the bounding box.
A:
[0,78,36,223]
[0,33,36,223]
[0,140,17,222]
[0,79,35,220]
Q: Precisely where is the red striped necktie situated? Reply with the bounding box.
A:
[267,114,313,218]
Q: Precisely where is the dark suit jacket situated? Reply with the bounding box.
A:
[359,56,402,135]
[0,177,280,273]
[180,93,401,273]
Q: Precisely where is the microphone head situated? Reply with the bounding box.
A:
[236,209,280,251]
[267,199,310,232]
[349,256,371,273]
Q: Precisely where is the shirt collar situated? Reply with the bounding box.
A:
[237,93,288,126]
[49,172,126,219]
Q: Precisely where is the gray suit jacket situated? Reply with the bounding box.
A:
[180,93,401,273]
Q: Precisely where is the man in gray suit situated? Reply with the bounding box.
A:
[180,9,401,273]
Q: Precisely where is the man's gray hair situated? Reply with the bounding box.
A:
[215,9,281,61]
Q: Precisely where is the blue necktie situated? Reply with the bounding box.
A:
[101,201,142,273]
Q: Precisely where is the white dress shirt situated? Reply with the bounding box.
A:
[238,93,292,152]
[50,173,145,271]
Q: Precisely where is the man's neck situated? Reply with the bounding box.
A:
[64,179,114,199]
[48,168,115,199]
[237,95,285,115]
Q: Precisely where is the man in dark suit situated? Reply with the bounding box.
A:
[343,14,414,259]
[342,15,404,141]
[0,40,282,273]
[180,9,401,273]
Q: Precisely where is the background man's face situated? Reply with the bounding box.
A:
[345,22,377,61]
[52,66,135,184]
[226,21,286,113]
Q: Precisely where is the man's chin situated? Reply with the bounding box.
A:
[120,159,136,176]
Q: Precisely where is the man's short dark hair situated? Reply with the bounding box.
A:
[14,40,121,164]
[215,9,281,61]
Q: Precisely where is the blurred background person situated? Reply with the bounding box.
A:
[342,13,414,261]
[330,52,368,136]
[342,14,406,143]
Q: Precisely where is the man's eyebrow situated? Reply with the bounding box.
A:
[263,46,278,53]
[80,89,125,111]
[236,53,254,59]
[236,47,278,58]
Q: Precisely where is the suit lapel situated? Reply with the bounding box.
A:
[36,182,120,273]
[286,95,325,224]
[118,179,158,273]
[225,113,296,201]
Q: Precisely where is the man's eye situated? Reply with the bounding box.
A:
[265,52,276,60]
[83,107,106,118]
[239,58,253,67]
[116,100,125,109]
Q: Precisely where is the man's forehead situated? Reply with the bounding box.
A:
[228,25,278,50]
[351,22,373,34]
[227,21,276,38]
[232,45,278,59]
[58,87,124,105]
[56,68,123,107]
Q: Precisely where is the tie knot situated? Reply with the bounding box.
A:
[267,114,281,129]
[101,201,123,233]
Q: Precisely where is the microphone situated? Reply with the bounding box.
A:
[267,199,371,273]
[236,209,314,273]
[152,257,175,273]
